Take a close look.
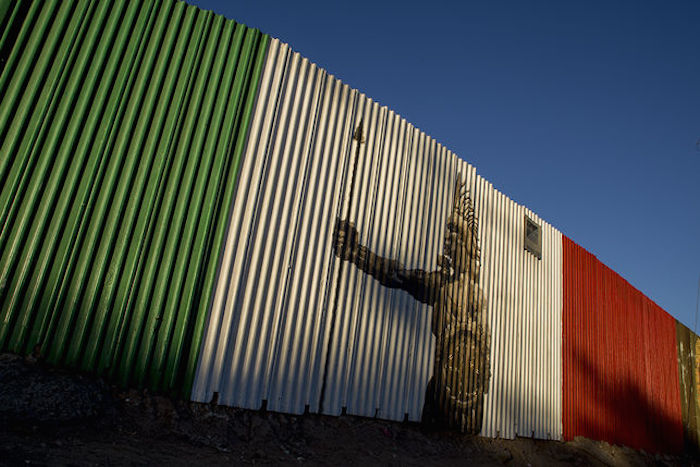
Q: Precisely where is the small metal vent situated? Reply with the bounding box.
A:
[524,216,542,259]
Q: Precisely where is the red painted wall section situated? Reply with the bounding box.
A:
[562,236,683,453]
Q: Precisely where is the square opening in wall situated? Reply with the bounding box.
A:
[524,215,542,260]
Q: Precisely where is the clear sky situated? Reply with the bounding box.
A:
[189,0,700,330]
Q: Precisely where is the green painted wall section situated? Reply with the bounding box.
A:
[0,0,269,395]
[676,322,700,452]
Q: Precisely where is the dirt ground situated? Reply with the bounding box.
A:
[0,353,697,466]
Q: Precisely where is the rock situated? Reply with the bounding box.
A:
[0,355,109,423]
[494,447,513,463]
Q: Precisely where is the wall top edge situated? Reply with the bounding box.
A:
[262,34,564,239]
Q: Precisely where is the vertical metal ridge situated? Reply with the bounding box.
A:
[470,176,562,440]
[0,0,24,63]
[0,0,270,394]
[3,1,687,452]
[0,0,63,214]
[178,27,271,396]
[0,0,88,315]
[562,236,684,453]
[194,35,564,435]
[5,0,117,355]
[676,322,700,452]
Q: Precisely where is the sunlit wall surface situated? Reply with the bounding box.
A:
[0,0,269,392]
[677,322,700,452]
[0,0,697,454]
[191,38,563,440]
[562,238,683,453]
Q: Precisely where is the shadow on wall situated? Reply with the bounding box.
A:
[567,345,684,454]
[329,175,490,434]
[676,323,700,454]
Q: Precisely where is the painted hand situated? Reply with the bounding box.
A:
[333,218,360,261]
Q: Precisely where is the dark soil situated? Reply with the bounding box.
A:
[0,353,697,466]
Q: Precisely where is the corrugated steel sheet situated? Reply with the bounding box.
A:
[676,322,700,452]
[474,176,562,440]
[0,0,269,393]
[192,38,341,413]
[562,236,683,453]
[321,102,461,425]
[3,0,690,452]
[193,37,563,439]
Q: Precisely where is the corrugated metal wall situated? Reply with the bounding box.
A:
[193,37,563,439]
[3,0,693,453]
[0,0,269,393]
[475,178,562,440]
[676,322,700,452]
[562,237,683,453]
[192,38,343,413]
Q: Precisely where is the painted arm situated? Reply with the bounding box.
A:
[332,219,444,305]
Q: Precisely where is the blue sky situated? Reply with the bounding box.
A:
[190,0,700,330]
